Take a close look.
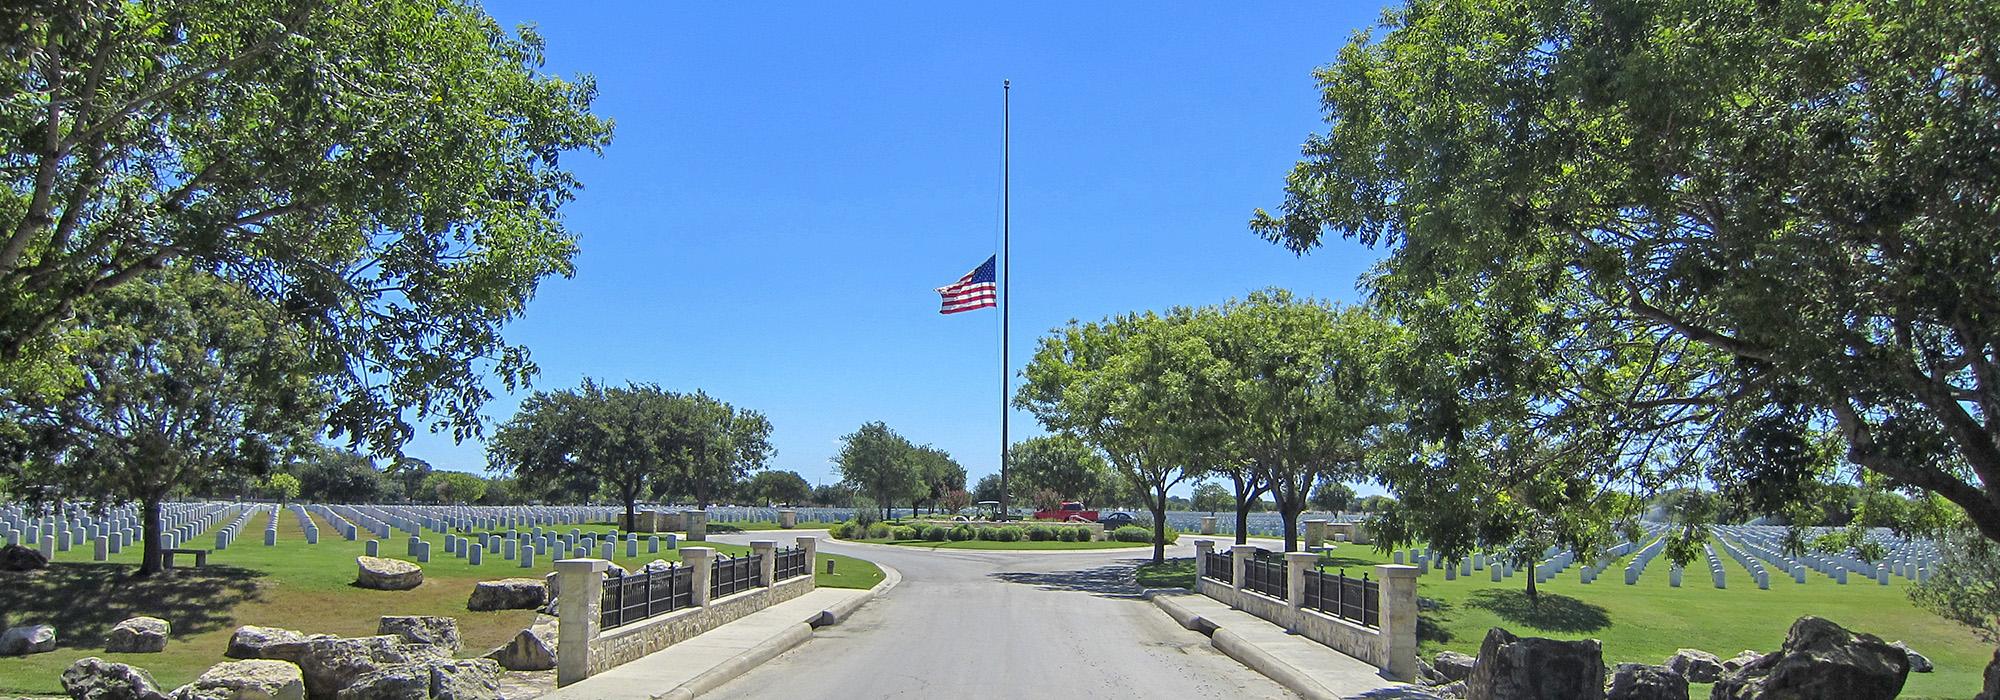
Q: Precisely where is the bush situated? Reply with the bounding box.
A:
[948,525,974,541]
[853,500,880,528]
[829,522,853,539]
[975,526,998,541]
[890,525,917,540]
[1027,525,1055,541]
[866,522,892,539]
[907,523,930,539]
[925,524,949,541]
[1112,525,1151,543]
[995,526,1024,542]
[1057,527,1081,542]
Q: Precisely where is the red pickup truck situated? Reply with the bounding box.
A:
[1033,501,1099,522]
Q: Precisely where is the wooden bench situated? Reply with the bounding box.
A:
[163,548,209,569]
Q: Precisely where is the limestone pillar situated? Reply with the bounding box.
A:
[685,510,708,542]
[1304,519,1329,549]
[1285,551,1316,610]
[778,510,798,529]
[555,558,608,687]
[1194,540,1215,580]
[751,540,776,587]
[684,547,715,607]
[1376,564,1420,681]
[1230,545,1256,594]
[1200,516,1217,536]
[795,536,818,582]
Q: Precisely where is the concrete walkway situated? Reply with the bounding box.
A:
[543,586,874,700]
[1151,591,1440,700]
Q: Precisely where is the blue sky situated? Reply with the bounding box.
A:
[406,2,1392,496]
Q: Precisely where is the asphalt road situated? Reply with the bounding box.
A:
[704,531,1295,699]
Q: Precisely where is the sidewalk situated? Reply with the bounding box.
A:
[543,580,889,700]
[1149,590,1441,700]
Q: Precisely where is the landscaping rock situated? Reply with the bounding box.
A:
[61,656,170,700]
[483,628,555,672]
[427,659,500,699]
[542,571,559,598]
[355,557,423,591]
[1,623,58,655]
[1464,627,1605,700]
[281,635,449,700]
[1605,663,1686,700]
[465,579,545,612]
[106,617,171,653]
[1415,657,1444,685]
[376,617,460,653]
[1434,650,1476,683]
[0,543,49,571]
[333,664,428,700]
[1891,641,1933,673]
[171,659,306,700]
[1432,680,1467,699]
[1722,650,1765,672]
[640,559,674,573]
[226,626,329,661]
[1664,648,1723,683]
[1711,616,1908,700]
[1979,647,2000,700]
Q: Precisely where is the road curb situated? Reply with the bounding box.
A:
[1145,590,1340,700]
[653,560,902,700]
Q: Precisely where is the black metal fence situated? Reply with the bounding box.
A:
[1304,568,1379,628]
[775,546,809,581]
[600,564,695,630]
[1203,551,1232,583]
[711,552,759,598]
[1243,556,1286,600]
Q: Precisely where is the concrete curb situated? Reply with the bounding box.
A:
[651,560,902,700]
[1145,590,1340,700]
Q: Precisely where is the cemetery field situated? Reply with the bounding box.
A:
[0,508,879,696]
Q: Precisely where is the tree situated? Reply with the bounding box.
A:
[834,422,917,522]
[1311,481,1356,513]
[264,473,302,504]
[908,445,965,514]
[7,272,322,575]
[748,470,812,506]
[0,0,612,455]
[1010,435,1109,502]
[810,483,853,508]
[421,471,487,505]
[291,445,389,503]
[490,381,667,529]
[661,391,772,508]
[940,489,972,515]
[1253,0,2000,553]
[1357,495,1397,513]
[1191,482,1232,514]
[478,477,523,506]
[972,473,1006,505]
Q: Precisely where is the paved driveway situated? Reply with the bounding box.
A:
[703,531,1295,699]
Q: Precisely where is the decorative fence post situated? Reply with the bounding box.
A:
[1200,516,1217,535]
[778,510,798,529]
[795,536,818,578]
[751,540,776,587]
[1304,519,1328,550]
[685,511,708,542]
[555,558,608,687]
[1375,564,1420,681]
[1194,540,1214,579]
[684,547,715,607]
[1230,545,1256,595]
[1285,552,1315,611]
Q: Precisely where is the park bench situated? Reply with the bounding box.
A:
[162,548,209,569]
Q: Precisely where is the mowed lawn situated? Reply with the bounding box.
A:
[1152,539,1987,699]
[0,508,877,696]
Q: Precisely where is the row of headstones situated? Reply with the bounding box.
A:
[342,504,615,538]
[4,502,242,561]
[1727,524,1942,577]
[1623,531,1672,584]
[359,528,684,568]
[1712,536,1775,589]
[1716,525,1928,586]
[213,507,260,550]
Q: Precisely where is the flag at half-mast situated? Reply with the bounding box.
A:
[936,255,998,314]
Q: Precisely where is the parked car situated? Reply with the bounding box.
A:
[1098,511,1137,528]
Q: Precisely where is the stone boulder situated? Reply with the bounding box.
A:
[1,623,58,655]
[1434,650,1476,683]
[1979,647,2000,700]
[355,557,423,591]
[376,617,460,653]
[1464,627,1605,700]
[226,626,331,661]
[1712,616,1908,700]
[171,659,306,700]
[1890,641,1932,673]
[272,635,449,700]
[0,543,49,571]
[61,656,170,700]
[334,663,428,700]
[1722,650,1765,673]
[106,617,172,653]
[1431,680,1467,699]
[1664,648,1723,683]
[483,627,555,672]
[1605,663,1686,700]
[336,658,499,700]
[465,579,545,612]
[428,659,501,699]
[640,559,675,574]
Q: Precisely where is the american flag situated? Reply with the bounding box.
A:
[936,255,998,314]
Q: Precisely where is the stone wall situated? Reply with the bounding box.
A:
[1198,576,1386,667]
[586,575,814,674]
[1192,540,1418,681]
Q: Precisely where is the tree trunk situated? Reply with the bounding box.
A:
[1525,564,1538,602]
[1150,484,1170,564]
[623,494,637,534]
[1281,503,1301,552]
[1234,499,1255,546]
[136,495,164,577]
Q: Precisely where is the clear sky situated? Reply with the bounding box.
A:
[404,2,1393,496]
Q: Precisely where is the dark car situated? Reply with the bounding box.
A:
[1098,511,1137,528]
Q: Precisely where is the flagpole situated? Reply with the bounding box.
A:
[998,78,1012,520]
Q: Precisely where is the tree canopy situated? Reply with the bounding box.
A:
[1010,435,1110,502]
[834,421,918,521]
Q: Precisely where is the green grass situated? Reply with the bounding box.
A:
[1135,559,1196,589]
[0,510,878,696]
[814,552,884,590]
[1239,542,1987,700]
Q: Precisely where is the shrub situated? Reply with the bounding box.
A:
[995,526,1024,542]
[907,523,930,539]
[948,525,974,541]
[975,526,998,541]
[1112,525,1151,543]
[925,525,949,541]
[853,500,880,528]
[890,525,917,540]
[1027,525,1055,542]
[1057,527,1081,542]
[866,522,892,539]
[829,522,853,539]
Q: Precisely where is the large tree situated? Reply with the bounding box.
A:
[1252,0,2000,552]
[834,422,917,522]
[662,391,772,508]
[489,381,666,528]
[0,0,611,455]
[1010,435,1109,503]
[908,444,965,514]
[747,470,812,506]
[8,271,322,575]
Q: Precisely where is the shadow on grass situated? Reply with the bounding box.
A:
[1315,555,1379,569]
[0,563,264,645]
[1417,597,1455,645]
[1134,558,1195,590]
[1466,589,1611,633]
[991,560,1146,599]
